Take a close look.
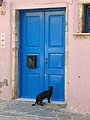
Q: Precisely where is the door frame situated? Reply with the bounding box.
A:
[11,7,68,103]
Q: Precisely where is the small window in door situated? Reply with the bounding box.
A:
[27,55,37,69]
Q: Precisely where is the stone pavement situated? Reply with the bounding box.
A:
[0,99,90,120]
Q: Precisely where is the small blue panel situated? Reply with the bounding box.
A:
[26,17,40,47]
[24,74,44,98]
[48,53,64,68]
[48,75,64,101]
[49,15,63,47]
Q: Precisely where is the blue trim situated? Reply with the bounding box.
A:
[85,5,88,32]
[85,5,90,33]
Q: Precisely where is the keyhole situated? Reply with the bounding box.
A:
[46,58,48,64]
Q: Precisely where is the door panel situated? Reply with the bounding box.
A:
[20,11,45,98]
[45,11,65,101]
[19,9,65,101]
[48,75,64,100]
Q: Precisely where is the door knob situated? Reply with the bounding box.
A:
[44,74,47,77]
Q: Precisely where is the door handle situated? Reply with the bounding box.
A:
[45,58,48,64]
[44,74,47,77]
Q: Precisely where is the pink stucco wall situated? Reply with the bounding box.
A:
[68,1,90,114]
[0,0,12,99]
[0,0,90,114]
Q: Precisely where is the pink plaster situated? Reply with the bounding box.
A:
[0,0,12,99]
[0,0,90,115]
[67,1,90,114]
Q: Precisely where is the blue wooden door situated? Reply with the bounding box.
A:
[45,11,65,101]
[19,11,45,99]
[19,9,65,101]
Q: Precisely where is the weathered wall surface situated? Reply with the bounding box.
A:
[0,0,12,99]
[68,0,90,114]
[0,0,90,115]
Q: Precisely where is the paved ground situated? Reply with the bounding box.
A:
[0,99,90,120]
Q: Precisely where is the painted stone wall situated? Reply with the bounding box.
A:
[68,0,90,114]
[0,0,12,99]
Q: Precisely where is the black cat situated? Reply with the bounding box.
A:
[32,86,53,106]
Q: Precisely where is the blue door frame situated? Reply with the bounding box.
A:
[19,8,66,102]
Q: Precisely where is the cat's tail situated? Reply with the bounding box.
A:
[32,102,36,106]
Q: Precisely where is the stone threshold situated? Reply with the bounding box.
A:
[15,98,67,108]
